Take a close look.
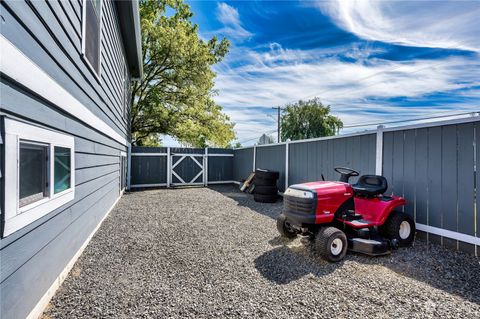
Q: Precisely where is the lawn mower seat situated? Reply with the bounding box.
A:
[352,175,388,197]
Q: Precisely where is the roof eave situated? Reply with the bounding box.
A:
[115,0,143,79]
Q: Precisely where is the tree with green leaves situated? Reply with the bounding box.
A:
[227,141,242,149]
[280,98,343,141]
[131,0,235,147]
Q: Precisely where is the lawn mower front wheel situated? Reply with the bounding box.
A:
[276,213,297,239]
[315,227,348,262]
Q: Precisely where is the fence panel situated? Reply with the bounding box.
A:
[441,125,458,249]
[130,147,234,187]
[457,123,476,253]
[382,122,478,253]
[208,148,234,183]
[130,147,167,187]
[476,121,480,252]
[403,130,416,219]
[255,145,286,191]
[288,134,376,186]
[289,140,330,184]
[170,148,205,185]
[233,148,254,182]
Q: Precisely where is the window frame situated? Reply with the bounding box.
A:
[81,0,103,81]
[53,146,72,194]
[3,118,75,237]
[18,141,49,208]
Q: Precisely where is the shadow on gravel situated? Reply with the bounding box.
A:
[256,238,480,305]
[254,240,340,284]
[208,184,282,220]
[210,185,480,304]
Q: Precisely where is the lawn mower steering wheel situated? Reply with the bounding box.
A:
[334,167,359,183]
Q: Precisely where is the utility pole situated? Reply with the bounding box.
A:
[272,106,284,143]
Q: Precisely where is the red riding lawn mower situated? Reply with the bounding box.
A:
[277,167,415,262]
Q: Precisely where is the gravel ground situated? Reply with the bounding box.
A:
[44,185,480,319]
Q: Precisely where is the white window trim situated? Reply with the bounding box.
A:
[3,118,75,237]
[120,151,127,193]
[81,0,103,81]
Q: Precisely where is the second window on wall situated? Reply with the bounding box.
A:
[82,0,102,76]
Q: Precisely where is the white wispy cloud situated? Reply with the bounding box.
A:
[216,45,479,107]
[202,1,480,144]
[223,107,277,143]
[314,0,480,52]
[215,3,253,41]
[213,43,480,143]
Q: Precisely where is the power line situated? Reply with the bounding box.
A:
[237,129,277,144]
[236,110,478,145]
[342,110,479,129]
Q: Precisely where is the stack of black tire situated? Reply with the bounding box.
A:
[253,169,279,203]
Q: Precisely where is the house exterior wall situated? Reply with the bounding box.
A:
[0,1,136,318]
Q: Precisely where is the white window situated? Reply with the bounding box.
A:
[81,0,102,77]
[3,118,75,236]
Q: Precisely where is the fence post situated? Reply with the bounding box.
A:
[375,125,384,175]
[166,147,171,188]
[253,145,257,172]
[285,141,289,190]
[204,147,208,186]
[126,144,132,190]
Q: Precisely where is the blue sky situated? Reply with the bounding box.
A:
[165,0,480,146]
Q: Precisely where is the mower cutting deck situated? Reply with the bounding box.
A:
[277,167,415,262]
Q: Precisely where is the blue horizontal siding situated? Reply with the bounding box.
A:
[0,0,129,140]
[0,0,131,318]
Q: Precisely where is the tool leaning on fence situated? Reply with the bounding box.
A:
[240,169,280,203]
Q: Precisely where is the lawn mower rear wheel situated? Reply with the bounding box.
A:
[381,211,415,246]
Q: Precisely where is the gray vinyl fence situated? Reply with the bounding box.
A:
[232,117,480,256]
[128,147,234,188]
[128,117,479,255]
[382,121,479,254]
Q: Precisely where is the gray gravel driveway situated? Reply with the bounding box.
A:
[44,185,480,318]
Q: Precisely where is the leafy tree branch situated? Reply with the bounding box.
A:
[131,0,235,147]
